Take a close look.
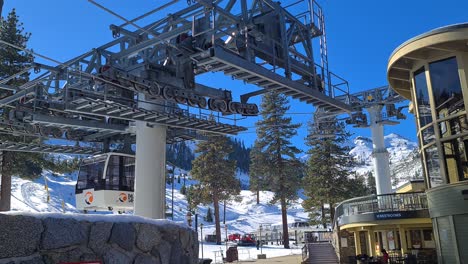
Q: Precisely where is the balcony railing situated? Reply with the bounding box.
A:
[334,192,428,227]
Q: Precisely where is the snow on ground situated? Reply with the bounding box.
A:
[200,243,302,263]
[9,170,308,260]
[10,171,78,213]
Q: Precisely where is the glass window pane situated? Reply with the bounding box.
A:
[443,141,460,184]
[414,67,432,127]
[421,126,435,145]
[106,155,120,190]
[425,146,443,187]
[429,57,463,115]
[409,230,422,248]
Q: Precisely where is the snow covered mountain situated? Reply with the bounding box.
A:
[350,133,422,188]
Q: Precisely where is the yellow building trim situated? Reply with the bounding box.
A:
[340,218,432,230]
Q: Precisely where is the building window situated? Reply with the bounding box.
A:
[429,57,463,116]
[442,136,468,183]
[414,67,433,128]
[421,126,436,145]
[425,145,443,187]
[409,230,422,249]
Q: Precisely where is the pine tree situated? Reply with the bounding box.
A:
[0,9,34,211]
[366,171,377,194]
[302,118,361,227]
[254,91,301,249]
[0,10,78,211]
[205,207,213,222]
[190,135,239,245]
[228,137,251,173]
[249,139,268,204]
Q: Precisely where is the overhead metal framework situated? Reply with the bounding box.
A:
[310,85,406,136]
[0,141,102,155]
[0,0,351,154]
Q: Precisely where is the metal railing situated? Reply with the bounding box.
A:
[334,192,428,227]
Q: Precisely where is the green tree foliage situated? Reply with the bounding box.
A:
[254,91,301,249]
[0,9,34,211]
[228,137,250,174]
[190,135,239,245]
[302,118,367,228]
[205,207,213,223]
[0,9,33,90]
[166,141,195,171]
[0,10,78,211]
[43,155,81,175]
[366,171,377,194]
[167,138,250,175]
[249,139,268,204]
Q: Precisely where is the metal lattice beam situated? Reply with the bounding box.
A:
[0,141,102,155]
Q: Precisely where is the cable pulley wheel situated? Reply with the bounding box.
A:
[198,98,207,109]
[187,98,198,107]
[162,87,174,100]
[208,98,218,111]
[148,84,161,96]
[216,100,228,113]
[175,96,187,104]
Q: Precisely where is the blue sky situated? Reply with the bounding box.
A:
[3,0,468,151]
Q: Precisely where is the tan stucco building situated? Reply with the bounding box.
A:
[388,23,468,264]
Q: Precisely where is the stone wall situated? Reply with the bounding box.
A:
[0,213,198,264]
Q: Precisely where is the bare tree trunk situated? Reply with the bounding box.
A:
[223,200,226,225]
[321,202,326,228]
[281,197,290,249]
[0,173,11,211]
[213,195,222,245]
[0,152,11,211]
[256,190,259,204]
[330,205,335,229]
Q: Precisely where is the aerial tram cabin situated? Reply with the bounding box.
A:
[75,153,135,213]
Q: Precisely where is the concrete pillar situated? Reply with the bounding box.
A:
[368,105,392,195]
[367,229,376,257]
[134,94,167,219]
[354,231,362,255]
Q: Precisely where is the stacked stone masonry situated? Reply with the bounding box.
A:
[0,213,198,264]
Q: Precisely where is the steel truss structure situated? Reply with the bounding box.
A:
[309,85,407,137]
[0,0,352,154]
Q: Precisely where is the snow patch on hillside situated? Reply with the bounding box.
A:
[350,133,422,188]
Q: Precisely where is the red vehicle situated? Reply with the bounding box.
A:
[228,233,241,242]
[238,233,256,246]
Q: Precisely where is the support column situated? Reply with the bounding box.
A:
[398,226,408,255]
[134,94,167,219]
[367,229,376,257]
[354,231,362,255]
[368,105,392,195]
